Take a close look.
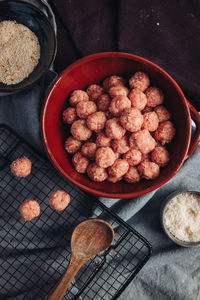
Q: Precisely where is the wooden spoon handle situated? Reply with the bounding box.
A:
[47,254,86,300]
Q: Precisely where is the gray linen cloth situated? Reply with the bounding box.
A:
[0,1,200,300]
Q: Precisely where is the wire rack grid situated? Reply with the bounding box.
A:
[0,125,152,300]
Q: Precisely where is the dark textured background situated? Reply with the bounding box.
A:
[50,0,200,110]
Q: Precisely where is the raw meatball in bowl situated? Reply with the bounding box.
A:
[124,166,141,183]
[154,121,176,145]
[108,159,129,177]
[97,94,111,111]
[129,88,147,111]
[87,163,108,182]
[154,105,171,123]
[72,152,89,173]
[106,118,126,140]
[138,161,160,180]
[81,142,97,160]
[109,95,131,116]
[71,120,92,141]
[65,136,82,154]
[151,146,170,167]
[103,75,126,91]
[145,87,164,107]
[86,84,104,101]
[120,108,143,132]
[129,71,150,91]
[130,129,156,154]
[111,135,130,154]
[86,111,107,132]
[142,111,159,132]
[95,146,116,168]
[69,90,89,106]
[62,107,77,124]
[109,86,129,98]
[76,101,97,119]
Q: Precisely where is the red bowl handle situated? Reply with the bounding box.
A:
[185,99,200,159]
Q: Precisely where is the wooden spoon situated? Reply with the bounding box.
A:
[47,219,114,300]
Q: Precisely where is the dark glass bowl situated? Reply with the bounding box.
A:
[0,0,57,92]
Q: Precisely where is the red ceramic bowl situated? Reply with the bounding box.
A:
[41,52,200,199]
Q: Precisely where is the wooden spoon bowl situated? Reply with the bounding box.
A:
[48,219,114,300]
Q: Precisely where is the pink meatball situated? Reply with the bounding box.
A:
[124,167,141,183]
[71,120,92,141]
[19,200,40,221]
[65,136,82,154]
[129,88,147,111]
[145,87,164,107]
[107,175,122,183]
[130,129,156,154]
[72,152,89,173]
[10,157,32,177]
[69,90,89,106]
[120,108,143,132]
[96,132,111,147]
[97,94,111,111]
[86,111,107,132]
[109,86,129,98]
[95,146,116,168]
[142,111,159,132]
[76,101,97,119]
[111,136,130,154]
[103,75,126,91]
[154,105,171,122]
[109,95,131,117]
[87,163,108,182]
[49,190,70,211]
[86,84,104,101]
[105,118,126,140]
[62,107,77,124]
[138,161,160,180]
[123,149,142,166]
[154,121,176,145]
[129,72,150,91]
[151,146,170,167]
[108,159,129,177]
[81,142,97,160]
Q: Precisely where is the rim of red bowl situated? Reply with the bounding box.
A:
[41,52,191,199]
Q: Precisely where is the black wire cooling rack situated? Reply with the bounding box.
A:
[0,125,152,300]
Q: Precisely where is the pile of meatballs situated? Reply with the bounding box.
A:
[63,72,176,183]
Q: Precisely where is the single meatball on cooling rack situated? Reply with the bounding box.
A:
[49,190,70,211]
[19,200,40,221]
[10,157,32,177]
